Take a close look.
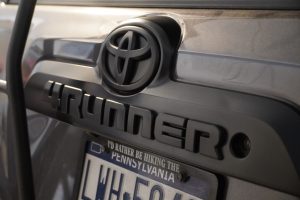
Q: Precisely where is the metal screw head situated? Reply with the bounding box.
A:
[104,145,110,153]
[177,171,189,182]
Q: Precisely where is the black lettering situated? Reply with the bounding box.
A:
[60,85,83,118]
[103,100,126,131]
[154,113,186,148]
[44,80,54,97]
[127,106,153,139]
[123,192,131,200]
[133,177,149,200]
[186,120,223,159]
[45,81,63,110]
[96,166,110,200]
[108,170,124,200]
[173,193,182,200]
[82,94,104,124]
[81,160,91,200]
[149,185,164,200]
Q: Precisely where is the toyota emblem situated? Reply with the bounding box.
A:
[99,25,160,95]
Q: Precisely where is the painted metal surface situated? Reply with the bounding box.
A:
[0,4,300,200]
[1,6,300,105]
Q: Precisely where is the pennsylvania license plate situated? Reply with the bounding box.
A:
[78,138,218,200]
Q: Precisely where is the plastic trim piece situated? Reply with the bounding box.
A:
[24,61,300,196]
[5,0,36,199]
[0,80,6,94]
[8,0,300,10]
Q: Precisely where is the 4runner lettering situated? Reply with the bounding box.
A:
[44,80,224,160]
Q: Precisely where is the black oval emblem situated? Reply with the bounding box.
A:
[99,25,160,95]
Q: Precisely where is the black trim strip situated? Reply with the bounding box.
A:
[6,0,37,199]
[8,0,300,10]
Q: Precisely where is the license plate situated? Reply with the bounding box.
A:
[78,138,218,200]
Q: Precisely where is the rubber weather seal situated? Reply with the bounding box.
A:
[6,0,37,199]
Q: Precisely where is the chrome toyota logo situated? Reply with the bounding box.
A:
[99,25,160,95]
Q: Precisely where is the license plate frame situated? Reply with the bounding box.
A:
[76,135,219,200]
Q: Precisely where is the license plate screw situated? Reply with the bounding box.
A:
[104,145,110,153]
[177,171,189,182]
